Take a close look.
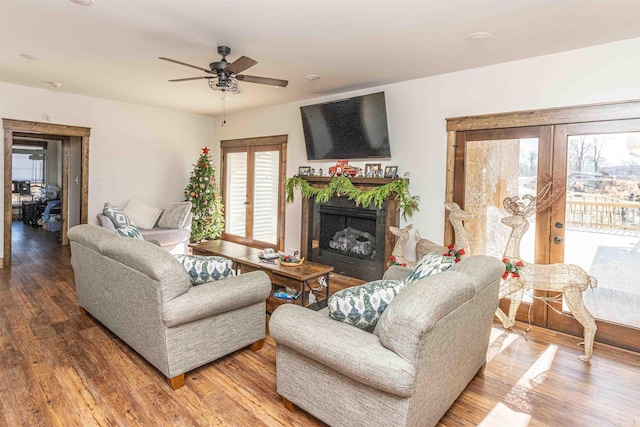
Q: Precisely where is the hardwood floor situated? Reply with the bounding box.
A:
[2,221,639,426]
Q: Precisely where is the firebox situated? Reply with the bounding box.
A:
[309,197,388,281]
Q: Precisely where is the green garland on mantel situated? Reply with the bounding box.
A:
[284,176,420,219]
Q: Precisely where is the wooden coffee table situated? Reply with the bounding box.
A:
[191,241,333,311]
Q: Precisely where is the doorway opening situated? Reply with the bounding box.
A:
[3,119,90,268]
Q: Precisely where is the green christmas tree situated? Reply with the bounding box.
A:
[184,147,224,242]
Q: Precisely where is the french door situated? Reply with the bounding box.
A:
[452,110,640,352]
[454,126,552,326]
[220,135,287,249]
[548,120,640,351]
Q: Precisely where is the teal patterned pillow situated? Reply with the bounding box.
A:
[114,223,143,239]
[174,254,233,285]
[406,252,454,284]
[328,280,406,332]
[103,202,130,229]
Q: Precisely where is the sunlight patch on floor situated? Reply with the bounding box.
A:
[486,326,520,362]
[478,402,532,427]
[481,344,559,425]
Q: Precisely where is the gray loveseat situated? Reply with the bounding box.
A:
[269,255,504,427]
[68,224,271,389]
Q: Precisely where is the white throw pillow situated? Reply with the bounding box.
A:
[123,199,163,229]
[158,202,192,229]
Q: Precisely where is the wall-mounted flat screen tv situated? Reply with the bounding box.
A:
[300,91,391,160]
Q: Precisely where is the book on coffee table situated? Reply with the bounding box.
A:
[273,287,300,300]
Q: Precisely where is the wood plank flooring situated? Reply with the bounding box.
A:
[2,221,639,426]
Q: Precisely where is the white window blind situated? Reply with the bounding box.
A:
[225,152,247,237]
[252,150,279,244]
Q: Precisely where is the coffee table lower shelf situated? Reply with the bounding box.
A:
[238,262,331,314]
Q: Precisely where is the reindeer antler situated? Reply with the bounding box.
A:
[535,174,566,213]
[503,174,566,217]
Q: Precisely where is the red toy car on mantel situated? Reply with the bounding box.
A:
[328,160,361,177]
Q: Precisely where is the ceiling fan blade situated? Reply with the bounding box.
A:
[159,57,211,74]
[168,76,214,82]
[225,56,257,75]
[236,74,288,87]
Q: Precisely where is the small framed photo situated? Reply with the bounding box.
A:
[384,166,398,178]
[365,163,382,178]
[298,166,311,176]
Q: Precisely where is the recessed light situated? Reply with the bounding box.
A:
[46,82,62,88]
[305,74,320,81]
[70,0,94,5]
[20,53,41,61]
[466,32,490,41]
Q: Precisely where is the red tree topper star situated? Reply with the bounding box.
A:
[202,146,210,155]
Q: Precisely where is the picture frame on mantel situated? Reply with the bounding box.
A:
[384,166,398,178]
[298,166,311,176]
[365,163,382,178]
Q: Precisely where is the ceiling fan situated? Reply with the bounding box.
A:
[159,46,288,93]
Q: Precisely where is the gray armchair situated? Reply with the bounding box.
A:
[269,255,504,427]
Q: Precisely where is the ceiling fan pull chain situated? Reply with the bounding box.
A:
[222,94,227,126]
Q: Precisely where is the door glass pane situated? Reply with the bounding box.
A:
[465,138,539,302]
[564,132,640,328]
[253,150,279,244]
[225,152,247,237]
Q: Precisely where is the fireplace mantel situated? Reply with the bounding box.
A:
[299,177,400,281]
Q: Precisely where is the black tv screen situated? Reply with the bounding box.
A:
[301,92,391,160]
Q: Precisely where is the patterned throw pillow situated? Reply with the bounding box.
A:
[158,202,192,229]
[103,202,130,229]
[123,199,163,229]
[174,254,234,286]
[328,280,407,332]
[406,252,455,285]
[114,223,144,239]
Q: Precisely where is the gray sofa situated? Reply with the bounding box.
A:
[269,255,504,427]
[97,210,192,255]
[68,224,271,389]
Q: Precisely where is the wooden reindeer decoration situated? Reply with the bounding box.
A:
[415,202,472,262]
[498,176,598,362]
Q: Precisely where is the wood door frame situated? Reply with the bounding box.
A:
[3,119,90,268]
[220,134,287,250]
[445,100,640,349]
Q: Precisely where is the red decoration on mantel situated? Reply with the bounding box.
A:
[202,146,210,155]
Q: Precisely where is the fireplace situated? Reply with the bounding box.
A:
[299,177,400,282]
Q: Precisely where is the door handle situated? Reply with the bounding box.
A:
[554,236,562,244]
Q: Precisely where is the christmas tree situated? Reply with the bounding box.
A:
[184,147,225,242]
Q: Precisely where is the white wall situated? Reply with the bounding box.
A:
[0,82,215,258]
[214,38,640,259]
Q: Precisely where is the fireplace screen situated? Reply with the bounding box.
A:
[319,205,377,259]
[308,196,390,281]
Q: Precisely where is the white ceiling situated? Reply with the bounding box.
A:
[1,0,639,117]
